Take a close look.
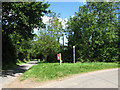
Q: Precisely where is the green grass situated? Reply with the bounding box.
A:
[21,62,119,81]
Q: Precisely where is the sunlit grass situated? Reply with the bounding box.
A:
[21,62,119,81]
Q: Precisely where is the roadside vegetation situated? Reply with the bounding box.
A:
[2,1,120,83]
[21,62,119,81]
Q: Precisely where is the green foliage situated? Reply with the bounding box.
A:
[2,2,50,37]
[66,2,119,63]
[2,2,50,68]
[21,62,118,81]
[2,1,119,70]
[32,12,63,62]
[118,2,120,63]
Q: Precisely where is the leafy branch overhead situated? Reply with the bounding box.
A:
[2,2,50,39]
[2,2,50,67]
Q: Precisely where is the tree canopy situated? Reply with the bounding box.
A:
[2,2,119,69]
[66,2,119,63]
[2,2,50,67]
[32,12,64,62]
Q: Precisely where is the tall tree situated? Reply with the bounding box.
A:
[66,2,118,62]
[33,12,63,62]
[47,12,64,42]
[2,2,50,67]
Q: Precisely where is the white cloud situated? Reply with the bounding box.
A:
[71,15,76,18]
[33,28,39,36]
[41,16,51,24]
[41,16,68,29]
[58,17,68,29]
[34,16,68,34]
[33,16,68,45]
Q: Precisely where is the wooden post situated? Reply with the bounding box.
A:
[60,53,62,65]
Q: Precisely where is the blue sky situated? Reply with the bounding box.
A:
[47,2,85,19]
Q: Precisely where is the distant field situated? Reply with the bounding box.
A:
[21,62,119,81]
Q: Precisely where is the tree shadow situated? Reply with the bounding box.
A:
[1,65,27,77]
[1,60,38,77]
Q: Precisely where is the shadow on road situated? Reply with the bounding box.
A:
[1,60,38,77]
[2,65,27,77]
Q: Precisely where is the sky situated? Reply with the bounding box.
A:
[34,2,85,46]
[47,2,85,19]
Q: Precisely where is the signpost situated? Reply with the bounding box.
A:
[57,53,62,65]
[73,46,75,64]
[57,54,60,60]
[60,53,62,65]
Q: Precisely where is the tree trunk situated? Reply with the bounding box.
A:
[44,55,47,62]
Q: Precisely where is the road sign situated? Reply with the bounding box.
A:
[57,54,60,60]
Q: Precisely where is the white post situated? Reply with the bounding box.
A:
[59,53,62,65]
[73,46,75,64]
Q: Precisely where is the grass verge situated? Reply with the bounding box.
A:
[21,62,119,81]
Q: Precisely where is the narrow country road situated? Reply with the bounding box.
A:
[38,68,119,88]
[1,60,38,89]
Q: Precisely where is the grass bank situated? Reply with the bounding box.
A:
[21,62,119,81]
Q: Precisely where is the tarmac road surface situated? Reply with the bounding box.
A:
[1,60,38,89]
[38,68,119,88]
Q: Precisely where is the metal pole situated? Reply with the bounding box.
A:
[73,46,75,64]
